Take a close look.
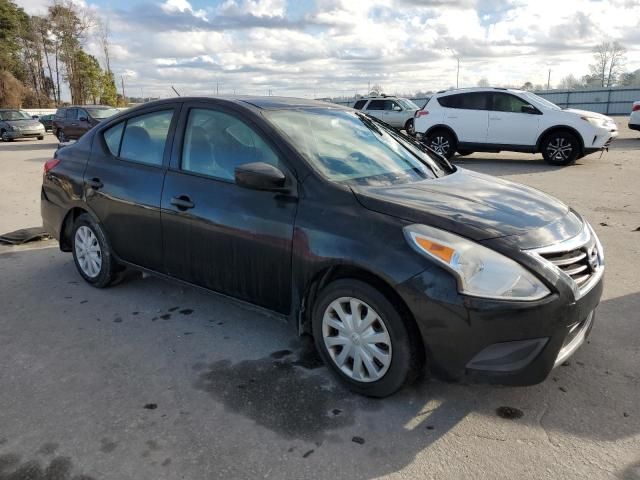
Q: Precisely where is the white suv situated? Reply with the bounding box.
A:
[414,87,618,166]
[353,95,421,134]
[629,101,640,133]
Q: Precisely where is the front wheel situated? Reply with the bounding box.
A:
[38,136,44,140]
[312,279,422,397]
[57,130,66,142]
[424,130,455,159]
[541,132,580,166]
[71,214,118,288]
[1,130,13,142]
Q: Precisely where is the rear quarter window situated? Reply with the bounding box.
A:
[353,100,367,110]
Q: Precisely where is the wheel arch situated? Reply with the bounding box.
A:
[59,206,100,252]
[297,264,425,358]
[424,124,459,145]
[536,125,585,154]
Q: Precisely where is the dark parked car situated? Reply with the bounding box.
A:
[41,97,604,397]
[36,113,55,131]
[53,105,119,141]
[0,109,45,141]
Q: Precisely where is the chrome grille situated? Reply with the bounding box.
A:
[538,244,598,288]
[528,222,604,299]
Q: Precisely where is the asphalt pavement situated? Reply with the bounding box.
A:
[0,124,639,479]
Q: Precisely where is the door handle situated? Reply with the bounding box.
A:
[71,123,78,126]
[86,178,103,189]
[170,195,195,210]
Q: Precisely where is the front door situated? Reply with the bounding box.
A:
[487,93,541,146]
[161,104,298,313]
[84,105,179,270]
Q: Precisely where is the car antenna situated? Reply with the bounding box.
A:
[171,86,181,97]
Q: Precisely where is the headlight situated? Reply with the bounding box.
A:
[581,116,608,128]
[404,224,550,301]
[10,125,19,131]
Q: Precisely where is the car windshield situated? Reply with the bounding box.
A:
[86,108,119,119]
[398,99,420,110]
[0,110,31,121]
[265,108,453,186]
[521,92,561,111]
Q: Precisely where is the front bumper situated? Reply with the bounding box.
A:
[584,126,618,154]
[397,265,603,386]
[4,129,45,139]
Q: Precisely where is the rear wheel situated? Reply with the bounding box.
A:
[38,135,44,140]
[312,279,422,397]
[404,119,415,136]
[424,129,455,159]
[541,131,580,166]
[57,130,66,142]
[71,214,118,288]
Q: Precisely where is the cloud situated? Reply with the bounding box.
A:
[14,0,640,99]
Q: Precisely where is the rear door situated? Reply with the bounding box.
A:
[161,102,298,313]
[84,104,180,270]
[439,92,489,143]
[487,92,541,146]
[364,99,386,122]
[64,108,80,139]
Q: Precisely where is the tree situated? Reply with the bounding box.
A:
[589,41,626,87]
[0,0,28,81]
[618,69,640,87]
[0,69,24,107]
[521,81,533,91]
[477,78,489,87]
[100,71,118,105]
[557,74,582,90]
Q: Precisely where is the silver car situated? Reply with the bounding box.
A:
[353,96,421,135]
[0,109,45,142]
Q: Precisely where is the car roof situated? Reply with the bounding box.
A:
[60,105,115,109]
[128,96,351,111]
[435,87,526,96]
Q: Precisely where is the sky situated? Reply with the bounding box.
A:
[15,0,640,100]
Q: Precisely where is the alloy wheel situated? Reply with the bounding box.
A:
[429,136,450,156]
[74,225,102,278]
[322,296,392,382]
[546,137,573,162]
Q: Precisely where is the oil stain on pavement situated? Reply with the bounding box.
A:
[193,338,380,441]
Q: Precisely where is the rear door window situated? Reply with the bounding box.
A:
[366,100,386,110]
[438,93,488,110]
[353,100,367,110]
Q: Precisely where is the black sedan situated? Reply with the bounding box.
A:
[41,97,604,397]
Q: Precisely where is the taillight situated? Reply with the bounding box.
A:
[415,110,429,118]
[44,159,60,173]
[633,104,640,112]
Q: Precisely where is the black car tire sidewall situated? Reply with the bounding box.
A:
[542,132,579,166]
[312,279,420,397]
[71,214,117,288]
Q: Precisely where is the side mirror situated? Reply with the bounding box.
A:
[521,104,539,115]
[32,115,39,119]
[79,116,88,122]
[235,162,287,192]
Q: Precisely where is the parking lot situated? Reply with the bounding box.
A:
[0,120,639,479]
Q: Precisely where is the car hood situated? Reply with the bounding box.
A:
[564,108,615,123]
[4,119,43,128]
[352,168,577,246]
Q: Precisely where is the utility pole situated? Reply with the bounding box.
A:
[456,57,460,88]
[121,76,126,105]
[216,81,219,95]
[547,69,551,90]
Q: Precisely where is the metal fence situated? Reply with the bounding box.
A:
[331,87,639,116]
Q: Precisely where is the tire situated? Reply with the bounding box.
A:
[57,130,66,142]
[404,119,415,136]
[424,129,455,159]
[71,213,118,288]
[312,279,422,397]
[541,131,580,166]
[38,136,44,140]
[1,130,13,142]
